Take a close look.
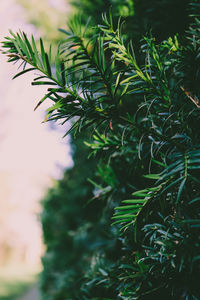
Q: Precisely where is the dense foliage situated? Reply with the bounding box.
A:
[2,0,200,299]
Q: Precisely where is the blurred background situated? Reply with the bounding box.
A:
[0,0,72,298]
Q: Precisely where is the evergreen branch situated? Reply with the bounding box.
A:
[2,31,85,107]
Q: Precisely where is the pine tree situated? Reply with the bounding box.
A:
[2,1,200,298]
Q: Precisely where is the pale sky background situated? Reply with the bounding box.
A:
[0,0,72,265]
